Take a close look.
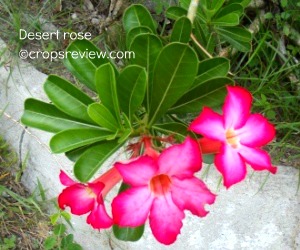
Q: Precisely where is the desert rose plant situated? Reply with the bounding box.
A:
[21,1,277,245]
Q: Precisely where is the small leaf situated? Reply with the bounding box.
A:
[21,99,97,133]
[126,26,153,49]
[74,140,125,182]
[118,129,132,144]
[50,128,112,153]
[44,75,95,123]
[44,236,57,250]
[170,16,192,43]
[216,26,252,51]
[117,65,147,120]
[64,39,110,91]
[123,4,157,33]
[166,6,187,20]
[50,213,60,225]
[88,103,120,131]
[196,57,230,83]
[148,43,198,126]
[215,3,243,18]
[212,13,240,26]
[54,224,66,236]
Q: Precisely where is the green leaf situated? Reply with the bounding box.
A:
[129,33,163,77]
[64,39,110,91]
[129,33,163,110]
[65,145,93,162]
[117,129,132,144]
[166,6,187,20]
[170,16,192,43]
[44,236,57,250]
[196,57,230,83]
[170,77,233,113]
[148,43,198,126]
[206,0,225,12]
[227,0,251,8]
[88,103,120,131]
[74,140,124,182]
[95,63,121,124]
[126,26,153,49]
[113,225,145,242]
[50,128,112,153]
[215,4,244,18]
[153,122,188,141]
[21,99,98,133]
[216,26,252,51]
[123,4,157,33]
[117,65,147,120]
[211,13,240,26]
[53,224,66,236]
[44,75,95,124]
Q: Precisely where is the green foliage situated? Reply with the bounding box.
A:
[176,0,252,52]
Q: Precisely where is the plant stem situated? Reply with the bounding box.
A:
[187,0,199,24]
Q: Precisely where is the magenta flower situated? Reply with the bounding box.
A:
[58,170,113,229]
[112,137,216,245]
[189,86,277,188]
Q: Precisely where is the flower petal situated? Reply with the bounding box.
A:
[198,137,222,154]
[158,137,202,178]
[223,86,252,129]
[59,170,76,186]
[86,195,113,229]
[115,156,158,186]
[239,146,277,174]
[149,194,184,245]
[215,144,247,188]
[58,184,96,215]
[171,177,216,217]
[112,187,153,227]
[236,114,276,147]
[189,107,225,141]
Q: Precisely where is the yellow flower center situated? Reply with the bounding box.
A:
[225,129,240,148]
[150,174,172,196]
[85,187,97,198]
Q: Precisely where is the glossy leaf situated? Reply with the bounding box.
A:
[166,6,187,20]
[216,26,252,51]
[123,4,157,33]
[126,26,152,49]
[88,103,120,131]
[65,145,93,162]
[148,43,198,126]
[64,39,110,91]
[170,77,233,113]
[228,0,251,8]
[129,34,162,76]
[153,122,188,141]
[129,33,163,110]
[95,63,121,124]
[170,16,192,43]
[212,13,239,26]
[44,75,95,124]
[113,183,145,241]
[117,65,147,120]
[74,140,124,182]
[196,57,230,84]
[21,99,97,133]
[50,128,112,153]
[215,3,244,18]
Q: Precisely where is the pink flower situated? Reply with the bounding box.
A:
[58,169,119,229]
[189,86,277,188]
[111,137,216,245]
